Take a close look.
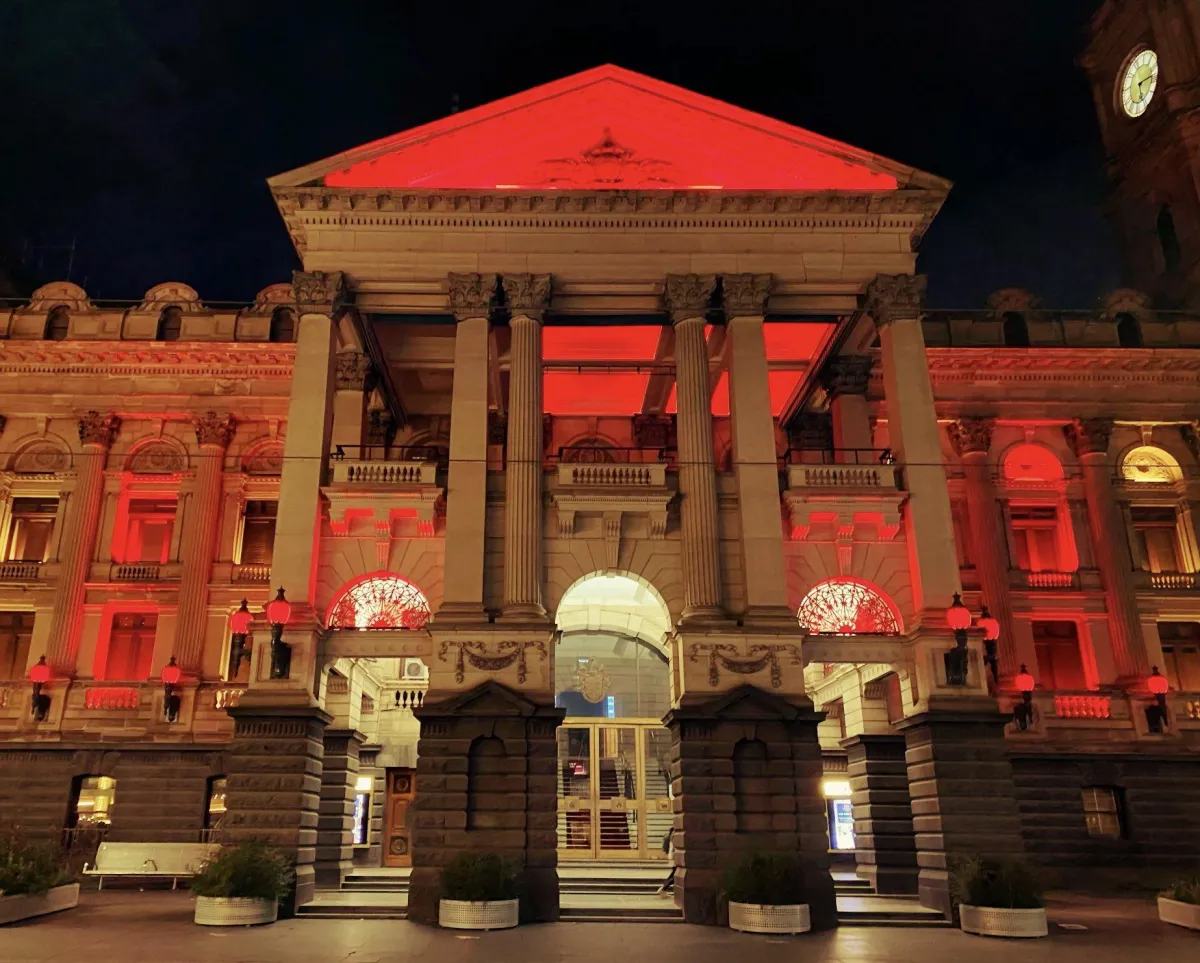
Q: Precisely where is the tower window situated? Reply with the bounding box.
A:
[269,308,297,343]
[157,306,183,342]
[45,307,70,341]
[1002,312,1030,347]
[1158,205,1182,274]
[1116,313,1142,347]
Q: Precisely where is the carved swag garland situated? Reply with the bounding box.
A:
[688,643,802,689]
[438,639,548,685]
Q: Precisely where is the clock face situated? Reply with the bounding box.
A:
[1120,48,1159,117]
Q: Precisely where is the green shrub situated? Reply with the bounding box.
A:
[949,854,1043,910]
[439,853,520,902]
[1163,876,1200,905]
[190,839,293,902]
[0,835,71,897]
[721,852,807,906]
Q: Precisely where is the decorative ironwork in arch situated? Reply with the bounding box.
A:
[327,573,431,630]
[796,578,901,636]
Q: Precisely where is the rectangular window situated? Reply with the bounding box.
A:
[353,775,373,846]
[1081,786,1124,838]
[1158,622,1200,691]
[124,499,176,564]
[103,613,158,680]
[1131,506,1183,573]
[1010,505,1061,571]
[5,497,57,562]
[205,777,227,830]
[1033,621,1087,690]
[239,501,277,565]
[73,776,117,828]
[0,611,34,681]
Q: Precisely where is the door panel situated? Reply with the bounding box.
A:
[384,769,415,867]
[596,726,638,855]
[557,726,594,857]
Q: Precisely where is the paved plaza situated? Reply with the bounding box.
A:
[0,891,1195,963]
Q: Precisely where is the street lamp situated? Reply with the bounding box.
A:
[228,599,253,678]
[28,656,51,722]
[945,592,972,686]
[977,604,1001,684]
[161,657,182,723]
[1013,664,1036,731]
[1146,666,1170,733]
[265,587,292,679]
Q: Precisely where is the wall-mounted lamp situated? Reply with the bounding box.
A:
[228,599,253,677]
[265,587,292,679]
[28,656,51,722]
[945,592,972,686]
[977,604,1001,684]
[161,656,182,723]
[1146,666,1170,734]
[1013,664,1036,731]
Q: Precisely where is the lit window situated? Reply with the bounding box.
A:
[1131,506,1184,574]
[1033,621,1088,691]
[797,579,901,635]
[102,613,158,680]
[327,574,431,630]
[353,775,373,846]
[1157,623,1200,691]
[205,777,227,830]
[72,776,116,828]
[1081,786,1124,839]
[4,498,58,562]
[1010,505,1064,572]
[122,499,177,564]
[239,501,277,565]
[0,612,35,682]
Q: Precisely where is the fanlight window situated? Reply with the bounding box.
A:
[1121,445,1183,484]
[327,574,431,630]
[797,579,900,636]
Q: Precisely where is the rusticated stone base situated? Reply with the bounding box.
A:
[408,681,563,925]
[222,704,332,913]
[665,685,837,930]
[842,733,918,895]
[897,701,1024,917]
[314,729,364,888]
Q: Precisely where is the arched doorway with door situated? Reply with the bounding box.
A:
[552,571,674,861]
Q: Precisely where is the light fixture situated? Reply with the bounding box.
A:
[977,604,1001,684]
[265,587,292,679]
[228,599,253,677]
[1013,664,1036,731]
[161,656,182,723]
[29,656,51,722]
[1146,666,1170,733]
[944,592,971,686]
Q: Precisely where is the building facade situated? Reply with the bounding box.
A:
[3,20,1200,927]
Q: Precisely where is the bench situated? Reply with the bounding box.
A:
[82,842,218,890]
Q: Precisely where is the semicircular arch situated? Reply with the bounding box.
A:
[1001,442,1065,485]
[553,570,673,653]
[326,571,432,630]
[796,577,903,636]
[1120,444,1183,483]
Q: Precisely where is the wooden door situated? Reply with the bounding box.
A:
[384,768,416,867]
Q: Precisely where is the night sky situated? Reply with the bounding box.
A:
[0,0,1122,307]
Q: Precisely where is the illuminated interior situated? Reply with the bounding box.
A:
[1002,444,1065,484]
[797,578,902,636]
[327,573,432,630]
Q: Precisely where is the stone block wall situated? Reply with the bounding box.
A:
[314,729,362,887]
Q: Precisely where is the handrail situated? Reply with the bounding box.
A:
[331,444,445,463]
[550,446,674,466]
[784,447,896,467]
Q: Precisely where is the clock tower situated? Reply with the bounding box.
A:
[1082,0,1200,305]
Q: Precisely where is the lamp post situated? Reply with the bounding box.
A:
[1146,666,1170,733]
[161,656,182,723]
[228,599,253,678]
[1013,664,1036,731]
[945,592,972,686]
[28,656,51,722]
[265,587,292,679]
[977,604,1001,684]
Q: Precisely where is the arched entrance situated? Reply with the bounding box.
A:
[553,572,673,861]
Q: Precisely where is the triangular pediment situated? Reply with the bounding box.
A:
[423,679,543,717]
[271,65,947,193]
[675,684,819,722]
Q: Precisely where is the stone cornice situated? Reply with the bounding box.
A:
[921,348,1200,388]
[0,341,295,379]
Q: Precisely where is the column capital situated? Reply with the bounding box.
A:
[448,272,497,321]
[664,273,717,322]
[864,273,926,327]
[820,355,872,398]
[334,349,375,392]
[1064,417,1113,458]
[291,270,348,315]
[78,411,120,448]
[720,273,773,317]
[193,412,236,449]
[501,273,552,319]
[947,416,995,457]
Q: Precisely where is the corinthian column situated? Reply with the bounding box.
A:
[1065,418,1150,682]
[665,274,722,620]
[174,412,235,674]
[45,412,119,675]
[501,273,550,619]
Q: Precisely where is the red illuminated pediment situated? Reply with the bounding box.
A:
[274,65,934,192]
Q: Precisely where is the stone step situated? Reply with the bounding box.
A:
[297,906,409,919]
[560,907,685,923]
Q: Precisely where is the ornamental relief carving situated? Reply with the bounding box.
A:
[864,273,926,327]
[819,357,872,398]
[663,273,716,318]
[193,412,236,449]
[448,272,496,319]
[501,273,552,315]
[292,270,347,312]
[11,442,70,474]
[947,417,995,457]
[78,411,120,448]
[243,442,284,476]
[720,273,772,317]
[1064,418,1113,457]
[127,441,186,474]
[688,643,802,689]
[335,351,374,392]
[438,640,548,685]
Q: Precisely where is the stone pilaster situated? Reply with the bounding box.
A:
[664,686,836,930]
[665,274,722,620]
[45,411,119,675]
[314,728,364,888]
[842,734,918,895]
[174,412,234,674]
[500,274,550,619]
[821,355,874,455]
[222,704,332,911]
[331,350,373,451]
[897,703,1024,917]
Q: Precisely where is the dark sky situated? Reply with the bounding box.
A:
[0,0,1122,307]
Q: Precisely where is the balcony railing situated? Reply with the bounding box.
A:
[1053,692,1112,719]
[1149,572,1197,590]
[787,463,901,490]
[213,687,244,709]
[0,560,41,581]
[113,563,161,582]
[394,685,426,711]
[328,460,437,486]
[556,463,667,487]
[232,563,271,582]
[1023,571,1079,590]
[83,686,140,710]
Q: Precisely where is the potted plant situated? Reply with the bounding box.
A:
[191,839,293,926]
[1158,874,1200,930]
[438,853,520,930]
[951,854,1047,938]
[0,836,78,925]
[722,852,810,935]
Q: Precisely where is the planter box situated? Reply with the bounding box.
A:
[959,904,1048,938]
[728,901,811,935]
[193,896,278,926]
[1158,896,1200,931]
[438,898,519,930]
[0,883,80,925]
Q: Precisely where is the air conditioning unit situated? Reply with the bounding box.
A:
[404,659,428,680]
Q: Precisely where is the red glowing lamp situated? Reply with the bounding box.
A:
[230,599,253,635]
[946,593,972,632]
[1015,664,1036,693]
[160,657,182,687]
[28,656,51,685]
[1147,667,1169,696]
[977,607,1000,642]
[265,587,291,626]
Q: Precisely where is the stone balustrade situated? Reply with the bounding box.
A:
[0,561,41,581]
[82,685,141,710]
[1131,570,1200,590]
[1053,691,1113,719]
[786,463,901,491]
[329,459,436,486]
[232,562,271,583]
[556,462,667,487]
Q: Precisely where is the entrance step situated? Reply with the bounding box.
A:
[298,890,408,920]
[560,893,684,923]
[835,895,951,928]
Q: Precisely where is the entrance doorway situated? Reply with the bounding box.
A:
[383,768,416,867]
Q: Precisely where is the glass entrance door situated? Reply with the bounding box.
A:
[557,721,670,860]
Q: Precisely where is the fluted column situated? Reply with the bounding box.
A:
[665,274,722,620]
[501,273,550,619]
[173,413,235,674]
[45,411,119,675]
[1065,418,1151,682]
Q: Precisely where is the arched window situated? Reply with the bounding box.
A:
[326,573,431,630]
[467,736,506,830]
[733,738,768,832]
[1002,312,1030,347]
[45,307,70,341]
[1122,445,1183,483]
[796,578,901,636]
[269,308,296,343]
[1002,444,1065,485]
[1116,313,1143,348]
[157,306,183,342]
[1158,204,1182,273]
